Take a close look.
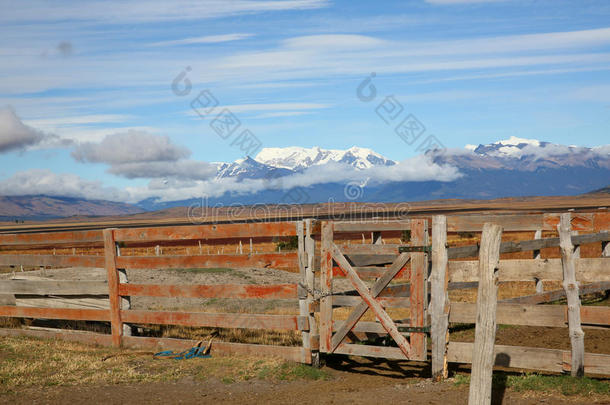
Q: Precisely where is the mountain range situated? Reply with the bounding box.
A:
[1,137,609,219]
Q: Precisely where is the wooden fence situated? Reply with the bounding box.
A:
[0,211,609,377]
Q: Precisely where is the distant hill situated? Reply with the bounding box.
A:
[0,195,143,221]
[590,185,610,194]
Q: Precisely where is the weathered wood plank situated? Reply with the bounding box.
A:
[468,223,502,405]
[448,342,610,375]
[0,230,103,247]
[559,214,585,377]
[0,305,110,321]
[120,310,307,331]
[430,215,449,381]
[331,244,411,358]
[114,222,297,242]
[320,221,333,353]
[332,320,411,334]
[448,214,542,232]
[304,219,319,367]
[118,283,298,299]
[450,302,610,327]
[499,281,610,305]
[410,218,428,362]
[15,296,109,310]
[333,221,411,232]
[104,229,123,347]
[0,280,108,295]
[115,253,297,270]
[0,327,113,346]
[447,232,610,259]
[332,266,410,280]
[0,255,104,268]
[297,221,311,364]
[448,258,610,283]
[334,343,409,360]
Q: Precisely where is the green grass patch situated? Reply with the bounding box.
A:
[453,373,610,397]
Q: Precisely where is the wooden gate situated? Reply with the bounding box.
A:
[319,219,429,361]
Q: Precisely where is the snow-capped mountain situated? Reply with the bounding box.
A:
[254,146,396,171]
[136,138,609,211]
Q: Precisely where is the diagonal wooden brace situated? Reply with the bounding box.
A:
[331,244,412,358]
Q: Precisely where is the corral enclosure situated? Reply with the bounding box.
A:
[0,210,609,379]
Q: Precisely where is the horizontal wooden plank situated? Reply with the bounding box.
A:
[543,213,595,232]
[0,305,110,321]
[114,222,297,242]
[0,230,103,247]
[121,336,309,363]
[333,221,411,232]
[447,232,610,259]
[450,302,566,327]
[120,310,307,331]
[0,254,104,268]
[499,281,610,305]
[115,253,297,270]
[118,283,298,299]
[447,342,610,375]
[0,280,108,295]
[450,302,610,327]
[334,343,409,360]
[448,214,544,232]
[448,341,563,372]
[0,327,113,346]
[448,258,610,282]
[332,295,410,308]
[14,296,109,310]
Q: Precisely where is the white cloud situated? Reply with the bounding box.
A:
[0,107,57,153]
[149,33,254,47]
[0,169,129,201]
[72,130,190,164]
[71,130,217,180]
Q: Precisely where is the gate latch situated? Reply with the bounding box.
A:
[398,245,431,254]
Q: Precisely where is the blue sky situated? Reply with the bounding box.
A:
[0,0,609,203]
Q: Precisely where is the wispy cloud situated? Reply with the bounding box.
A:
[149,33,254,47]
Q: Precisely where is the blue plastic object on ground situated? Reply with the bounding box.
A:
[154,345,211,360]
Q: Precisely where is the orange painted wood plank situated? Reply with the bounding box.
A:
[115,253,298,270]
[114,222,297,242]
[103,229,123,347]
[0,230,103,246]
[409,218,427,361]
[0,305,110,321]
[118,283,298,299]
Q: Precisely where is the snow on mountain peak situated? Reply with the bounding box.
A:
[495,136,541,147]
[254,146,395,170]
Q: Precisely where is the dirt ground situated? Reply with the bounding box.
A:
[2,364,609,405]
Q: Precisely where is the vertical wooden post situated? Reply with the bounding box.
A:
[410,218,428,360]
[602,241,609,257]
[103,228,123,347]
[431,215,449,381]
[306,219,320,367]
[320,221,334,354]
[468,223,502,405]
[297,221,311,364]
[558,213,585,377]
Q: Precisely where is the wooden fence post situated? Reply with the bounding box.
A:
[558,213,585,377]
[103,228,123,347]
[410,218,428,360]
[468,223,502,405]
[115,245,132,337]
[297,221,311,364]
[320,221,334,354]
[305,219,320,367]
[431,215,449,381]
[533,229,544,293]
